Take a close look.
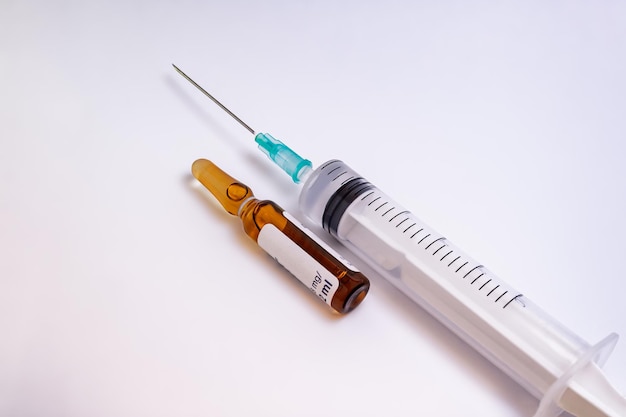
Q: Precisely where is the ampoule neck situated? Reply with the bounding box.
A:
[191,159,255,216]
[236,196,258,218]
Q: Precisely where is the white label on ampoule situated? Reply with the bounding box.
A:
[257,223,339,307]
[283,212,359,272]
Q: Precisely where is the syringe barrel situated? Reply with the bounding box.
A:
[299,160,618,413]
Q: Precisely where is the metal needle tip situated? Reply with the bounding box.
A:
[172,64,255,135]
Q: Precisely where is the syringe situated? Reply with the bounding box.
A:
[174,65,626,417]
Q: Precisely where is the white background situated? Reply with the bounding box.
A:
[1,1,625,416]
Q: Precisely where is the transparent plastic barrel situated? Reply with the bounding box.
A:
[299,160,620,417]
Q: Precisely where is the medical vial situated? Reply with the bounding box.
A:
[192,159,370,314]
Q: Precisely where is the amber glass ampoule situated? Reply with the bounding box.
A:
[192,159,370,314]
